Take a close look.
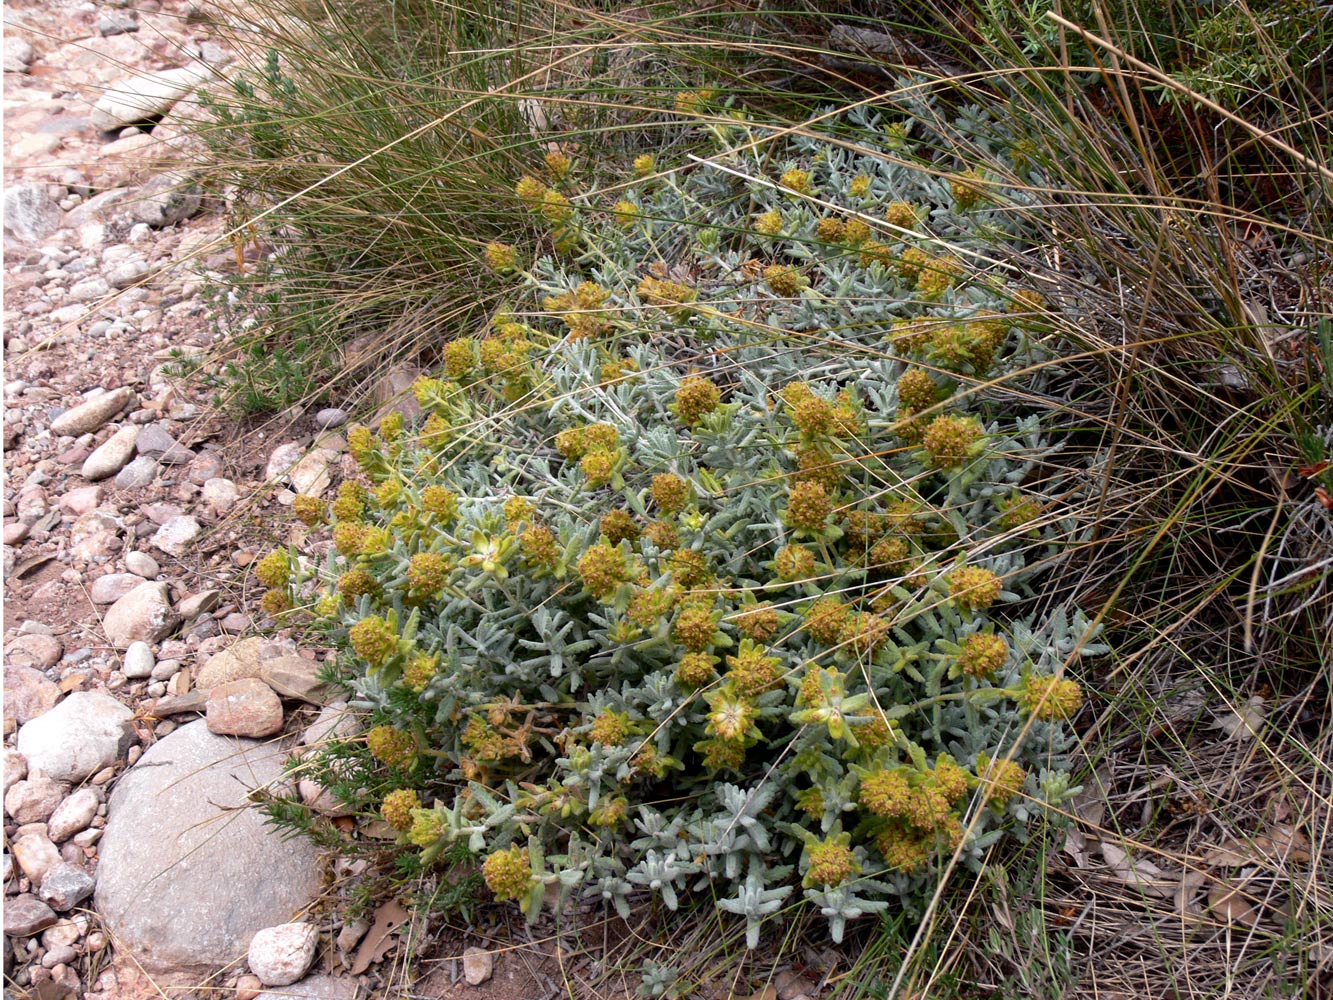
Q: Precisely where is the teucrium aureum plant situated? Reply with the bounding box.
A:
[272,98,1104,945]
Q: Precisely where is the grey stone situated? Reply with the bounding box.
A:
[16,691,134,782]
[69,276,111,303]
[247,922,318,986]
[4,664,60,727]
[261,656,331,705]
[82,425,141,480]
[6,633,63,669]
[39,862,95,911]
[300,702,360,746]
[124,550,160,578]
[264,442,305,482]
[254,976,358,1000]
[64,188,134,228]
[46,787,101,842]
[50,387,136,436]
[178,589,221,619]
[313,408,347,429]
[4,36,35,73]
[4,185,61,243]
[130,172,203,228]
[151,514,200,557]
[105,258,149,289]
[463,946,494,985]
[122,641,155,679]
[3,895,57,937]
[95,721,324,973]
[91,65,210,132]
[103,581,178,648]
[114,454,159,490]
[201,477,240,511]
[90,572,144,605]
[136,423,192,464]
[96,10,139,35]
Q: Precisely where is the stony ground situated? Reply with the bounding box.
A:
[3,3,407,998]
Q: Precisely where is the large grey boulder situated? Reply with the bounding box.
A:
[95,721,324,974]
[91,65,210,132]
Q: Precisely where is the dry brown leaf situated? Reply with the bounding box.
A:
[349,898,410,975]
[1205,825,1313,868]
[1100,842,1175,898]
[1209,878,1261,928]
[1175,869,1209,920]
[1063,826,1091,869]
[1255,824,1312,863]
[1204,840,1253,867]
[1214,695,1266,741]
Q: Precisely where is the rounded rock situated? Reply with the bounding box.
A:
[247,922,319,987]
[122,641,155,679]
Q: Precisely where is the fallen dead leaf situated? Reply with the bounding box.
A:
[1175,869,1209,920]
[1100,842,1175,898]
[1255,824,1312,863]
[350,898,410,975]
[1214,695,1266,741]
[1209,877,1262,928]
[1205,825,1313,868]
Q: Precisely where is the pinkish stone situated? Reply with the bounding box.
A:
[205,678,283,738]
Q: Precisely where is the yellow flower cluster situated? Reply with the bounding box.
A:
[803,838,858,888]
[651,473,691,514]
[764,263,808,297]
[381,788,420,831]
[948,566,1004,612]
[482,846,533,902]
[349,616,398,667]
[1018,674,1084,721]
[957,632,1008,678]
[366,725,417,768]
[786,480,833,531]
[577,542,631,600]
[674,375,721,427]
[922,414,984,468]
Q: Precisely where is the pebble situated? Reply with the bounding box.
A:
[4,896,58,937]
[202,477,241,511]
[103,580,178,647]
[38,862,96,911]
[123,640,156,679]
[247,922,319,987]
[59,485,103,515]
[5,772,69,825]
[13,832,62,883]
[50,387,136,436]
[15,689,134,782]
[124,550,160,578]
[7,633,64,669]
[151,514,201,557]
[314,407,348,429]
[3,748,28,791]
[205,678,283,738]
[463,947,495,985]
[90,572,145,604]
[113,454,159,490]
[47,787,101,842]
[82,425,141,480]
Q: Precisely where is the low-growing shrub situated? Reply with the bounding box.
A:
[271,98,1106,945]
